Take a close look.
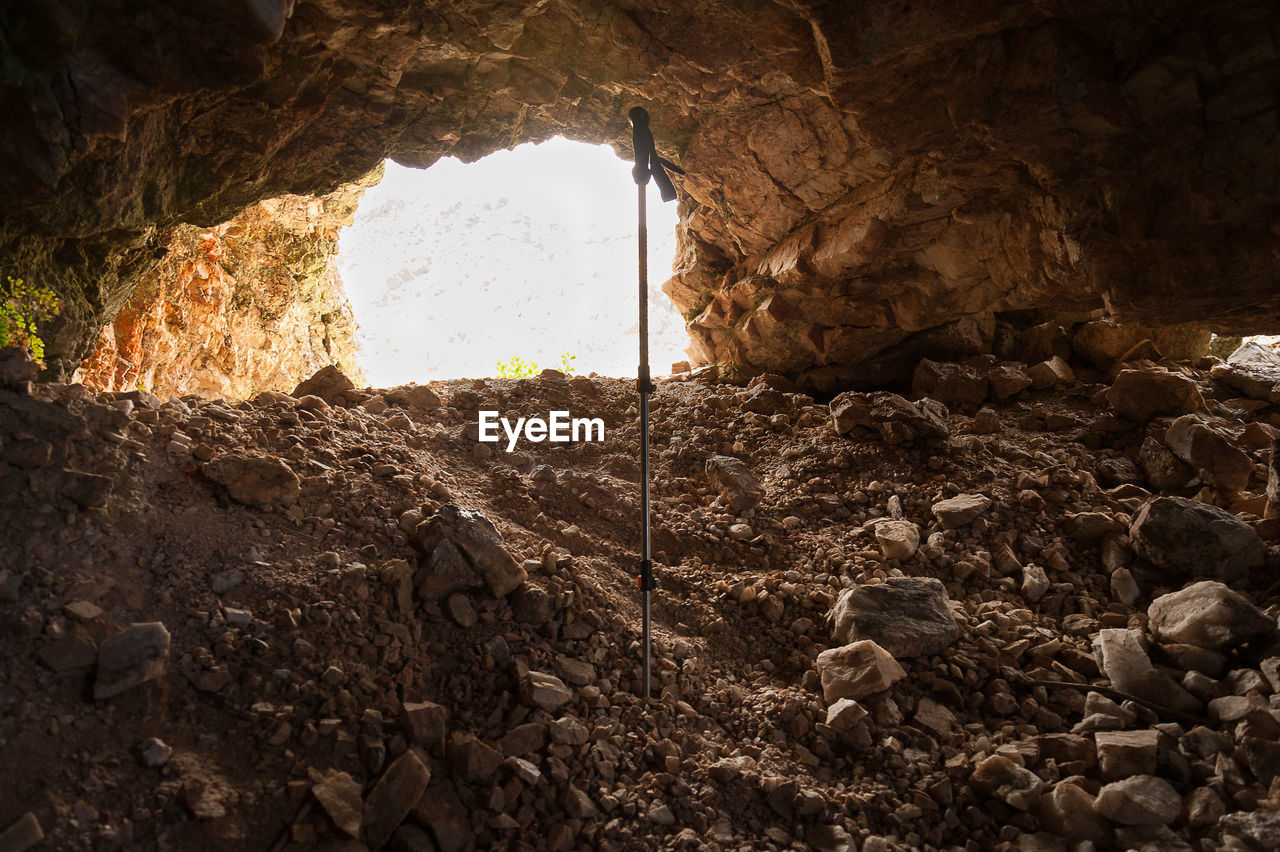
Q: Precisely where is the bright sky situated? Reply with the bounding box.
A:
[335,137,686,385]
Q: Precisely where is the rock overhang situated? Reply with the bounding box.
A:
[0,0,1276,385]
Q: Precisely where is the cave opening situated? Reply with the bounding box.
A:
[337,137,687,386]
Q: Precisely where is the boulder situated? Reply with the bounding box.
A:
[1108,369,1205,422]
[1137,436,1193,490]
[985,363,1033,400]
[309,768,363,838]
[1028,356,1074,389]
[828,577,958,658]
[203,454,300,506]
[931,493,991,528]
[815,640,907,702]
[94,622,171,700]
[1072,320,1210,369]
[1210,341,1280,403]
[911,359,988,407]
[1092,628,1201,715]
[293,364,358,405]
[830,391,948,445]
[0,346,38,393]
[1093,775,1182,826]
[1147,581,1275,650]
[705,455,765,512]
[1163,414,1252,492]
[410,505,526,601]
[384,383,442,411]
[1129,496,1265,583]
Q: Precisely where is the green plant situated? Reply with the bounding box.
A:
[0,277,60,363]
[494,353,578,379]
[494,355,540,378]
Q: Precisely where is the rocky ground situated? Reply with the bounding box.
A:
[1,321,1280,852]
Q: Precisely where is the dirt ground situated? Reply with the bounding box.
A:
[1,355,1278,852]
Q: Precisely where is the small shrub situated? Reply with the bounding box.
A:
[494,356,540,379]
[0,277,60,363]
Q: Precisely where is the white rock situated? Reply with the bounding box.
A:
[1093,775,1182,826]
[1092,628,1200,715]
[874,519,919,560]
[1021,564,1050,603]
[816,640,907,703]
[931,493,992,529]
[1147,580,1275,651]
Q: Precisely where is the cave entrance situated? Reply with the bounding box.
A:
[336,137,686,385]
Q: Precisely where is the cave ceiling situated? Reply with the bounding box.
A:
[0,0,1276,386]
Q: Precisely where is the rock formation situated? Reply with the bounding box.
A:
[76,173,371,399]
[1,1,1276,387]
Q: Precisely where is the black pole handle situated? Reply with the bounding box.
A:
[628,106,680,202]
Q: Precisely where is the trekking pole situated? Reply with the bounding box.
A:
[628,106,683,699]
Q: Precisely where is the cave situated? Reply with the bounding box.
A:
[2,2,1280,851]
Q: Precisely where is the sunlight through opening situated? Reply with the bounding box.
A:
[336,137,685,385]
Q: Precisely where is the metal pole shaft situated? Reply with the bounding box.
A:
[638,181,652,700]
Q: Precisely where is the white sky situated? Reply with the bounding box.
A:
[335,138,687,385]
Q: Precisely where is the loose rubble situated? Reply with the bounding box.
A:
[2,336,1280,851]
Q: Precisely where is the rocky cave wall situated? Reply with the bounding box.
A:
[75,170,372,400]
[0,0,1277,390]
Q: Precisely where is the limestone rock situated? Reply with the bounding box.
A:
[203,454,300,506]
[521,671,572,712]
[0,346,38,394]
[364,750,431,851]
[830,391,948,445]
[1036,781,1110,846]
[446,735,502,784]
[911,359,987,407]
[1220,810,1280,850]
[985,363,1033,401]
[1129,496,1265,583]
[1021,564,1050,603]
[1095,730,1159,779]
[310,768,364,838]
[828,577,958,658]
[0,812,43,852]
[403,701,448,751]
[1137,436,1193,490]
[1072,320,1210,369]
[824,698,868,732]
[1210,341,1280,403]
[94,622,170,700]
[410,504,526,601]
[1092,628,1201,715]
[384,384,442,411]
[815,640,907,703]
[1093,775,1182,826]
[293,365,358,406]
[1108,369,1205,422]
[705,455,764,512]
[873,519,919,560]
[1028,356,1074,390]
[969,755,1044,811]
[1147,581,1275,651]
[411,785,474,852]
[931,493,991,529]
[1163,414,1252,492]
